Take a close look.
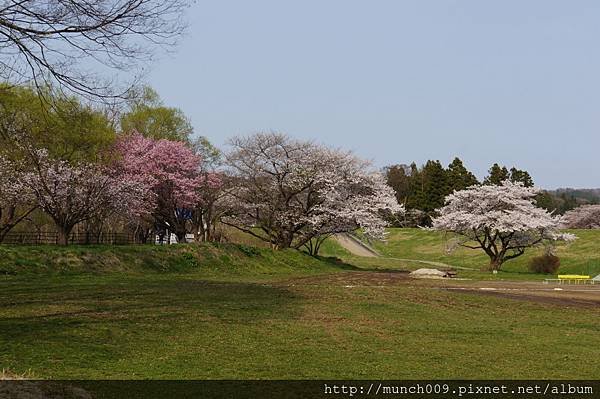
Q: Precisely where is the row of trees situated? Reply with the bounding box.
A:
[0,84,219,245]
[0,85,400,253]
[385,159,534,225]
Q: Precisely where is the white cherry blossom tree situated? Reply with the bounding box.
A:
[560,205,600,229]
[223,133,403,253]
[25,150,146,245]
[432,181,575,271]
[0,156,36,242]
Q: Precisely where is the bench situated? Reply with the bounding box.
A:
[544,275,594,285]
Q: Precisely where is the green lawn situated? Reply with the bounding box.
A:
[1,236,599,379]
[2,271,600,379]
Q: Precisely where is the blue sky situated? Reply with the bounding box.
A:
[147,0,600,189]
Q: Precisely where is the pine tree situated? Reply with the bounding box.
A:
[447,157,479,192]
[421,160,450,213]
[509,167,534,187]
[406,162,425,210]
[483,163,510,185]
[535,191,557,212]
[384,164,411,204]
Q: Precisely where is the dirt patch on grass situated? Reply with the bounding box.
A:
[283,271,600,308]
[281,271,411,287]
[436,280,600,308]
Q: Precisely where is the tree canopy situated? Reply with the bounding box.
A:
[0,85,116,163]
[120,87,193,142]
[432,181,575,271]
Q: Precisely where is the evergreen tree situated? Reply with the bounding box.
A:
[509,167,534,187]
[535,191,557,213]
[384,164,411,205]
[446,157,479,192]
[421,160,450,213]
[406,162,425,210]
[557,193,578,214]
[483,163,510,185]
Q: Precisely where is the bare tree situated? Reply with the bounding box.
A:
[0,0,190,100]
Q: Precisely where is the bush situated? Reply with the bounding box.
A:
[238,244,261,257]
[528,254,560,274]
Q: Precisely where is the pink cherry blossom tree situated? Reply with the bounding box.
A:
[25,150,145,245]
[432,181,576,271]
[223,133,403,253]
[115,133,204,242]
[0,156,37,242]
[560,204,600,229]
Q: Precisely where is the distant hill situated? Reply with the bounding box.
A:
[548,188,600,204]
[537,188,600,214]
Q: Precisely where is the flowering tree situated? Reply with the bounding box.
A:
[297,160,403,255]
[432,181,575,271]
[116,133,203,242]
[189,136,225,242]
[25,151,144,245]
[0,156,36,242]
[223,133,403,253]
[560,205,600,229]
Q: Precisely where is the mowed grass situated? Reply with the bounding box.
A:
[1,234,599,379]
[2,271,600,379]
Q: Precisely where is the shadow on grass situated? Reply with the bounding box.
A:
[0,278,302,345]
[312,255,363,270]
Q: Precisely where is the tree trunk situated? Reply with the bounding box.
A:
[56,224,72,246]
[487,256,503,272]
[175,229,187,243]
[0,227,11,244]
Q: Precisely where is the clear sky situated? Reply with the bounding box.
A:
[147,0,600,189]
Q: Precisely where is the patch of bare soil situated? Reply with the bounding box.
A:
[281,271,411,287]
[435,280,600,308]
[282,271,600,308]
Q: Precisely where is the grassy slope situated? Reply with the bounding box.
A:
[0,243,345,279]
[318,228,600,280]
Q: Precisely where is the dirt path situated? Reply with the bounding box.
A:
[335,234,378,257]
[335,234,475,270]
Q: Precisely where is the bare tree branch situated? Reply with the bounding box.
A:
[0,0,191,101]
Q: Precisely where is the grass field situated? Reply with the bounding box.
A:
[319,228,600,281]
[1,231,599,379]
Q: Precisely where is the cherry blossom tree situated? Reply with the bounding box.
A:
[297,160,402,255]
[25,150,145,245]
[432,181,576,271]
[115,133,203,242]
[0,156,36,242]
[560,205,600,229]
[189,136,225,242]
[223,133,403,253]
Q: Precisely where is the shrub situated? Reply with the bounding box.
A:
[528,254,560,274]
[238,244,261,257]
